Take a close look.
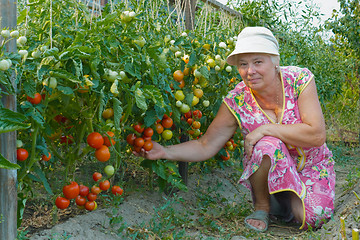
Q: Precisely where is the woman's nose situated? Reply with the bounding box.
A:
[248,64,256,74]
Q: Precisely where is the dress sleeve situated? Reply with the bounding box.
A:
[294,68,314,98]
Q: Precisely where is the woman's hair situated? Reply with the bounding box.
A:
[270,54,280,67]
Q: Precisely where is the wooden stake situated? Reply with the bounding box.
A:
[353,228,359,240]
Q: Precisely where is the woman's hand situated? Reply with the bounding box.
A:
[244,124,268,159]
[133,141,167,160]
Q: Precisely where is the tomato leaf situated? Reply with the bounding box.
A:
[57,86,74,95]
[199,65,210,79]
[0,153,20,169]
[135,88,147,111]
[32,166,53,195]
[113,98,123,130]
[144,110,157,127]
[0,107,30,133]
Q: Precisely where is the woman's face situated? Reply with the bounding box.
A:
[236,53,277,91]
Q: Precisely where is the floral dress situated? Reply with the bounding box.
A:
[223,66,335,229]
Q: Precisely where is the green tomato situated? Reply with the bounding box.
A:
[193,69,202,78]
[202,100,210,107]
[174,90,185,101]
[206,58,216,68]
[16,140,23,148]
[180,103,190,113]
[0,59,10,71]
[176,100,183,108]
[1,30,10,38]
[18,36,27,45]
[31,50,42,59]
[10,30,19,38]
[162,130,173,140]
[18,50,28,57]
[225,66,232,73]
[104,165,115,176]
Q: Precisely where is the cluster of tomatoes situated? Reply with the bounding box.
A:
[126,124,154,153]
[87,131,115,162]
[55,170,123,211]
[182,109,203,139]
[220,138,237,161]
[127,114,175,152]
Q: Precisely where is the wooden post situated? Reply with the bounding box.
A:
[0,0,18,239]
[184,0,196,30]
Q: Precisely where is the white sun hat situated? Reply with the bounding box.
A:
[226,26,280,66]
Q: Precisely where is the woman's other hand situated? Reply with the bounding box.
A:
[133,141,167,160]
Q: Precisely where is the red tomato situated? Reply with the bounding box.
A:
[111,185,123,196]
[155,123,164,134]
[85,201,96,211]
[99,180,110,191]
[192,110,202,119]
[143,128,154,137]
[62,181,80,199]
[75,195,86,206]
[55,196,70,209]
[133,124,144,134]
[16,148,29,161]
[91,185,102,195]
[60,135,74,145]
[27,93,42,105]
[79,185,89,197]
[95,145,111,162]
[143,141,153,151]
[92,172,102,182]
[220,150,230,161]
[134,137,145,148]
[87,132,104,149]
[184,110,192,119]
[41,152,52,161]
[87,192,97,201]
[161,117,173,129]
[126,133,136,145]
[103,131,115,147]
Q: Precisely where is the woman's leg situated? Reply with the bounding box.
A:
[290,192,304,223]
[247,156,271,230]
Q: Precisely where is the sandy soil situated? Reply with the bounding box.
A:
[25,157,360,240]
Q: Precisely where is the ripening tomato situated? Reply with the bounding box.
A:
[102,108,114,119]
[91,185,102,195]
[103,131,115,147]
[162,130,173,140]
[62,181,80,199]
[41,152,51,161]
[55,196,70,209]
[16,148,29,161]
[111,185,123,196]
[87,132,104,149]
[85,201,96,211]
[155,123,164,134]
[173,70,184,82]
[221,150,230,161]
[95,145,111,162]
[192,121,201,129]
[92,172,102,182]
[27,93,42,105]
[184,110,192,119]
[87,192,97,201]
[132,145,142,153]
[126,133,137,145]
[161,117,173,129]
[75,195,86,206]
[143,141,153,151]
[143,128,154,137]
[79,185,90,197]
[99,180,110,191]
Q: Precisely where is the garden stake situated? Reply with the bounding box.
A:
[353,228,359,240]
[340,216,347,240]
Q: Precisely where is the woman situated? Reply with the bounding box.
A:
[134,27,335,232]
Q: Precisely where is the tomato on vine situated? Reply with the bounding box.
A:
[75,195,86,206]
[103,131,115,147]
[87,132,104,149]
[91,185,102,195]
[143,127,154,137]
[99,180,110,191]
[102,108,114,119]
[62,181,80,199]
[87,192,97,201]
[92,172,102,182]
[41,152,51,161]
[143,141,153,151]
[85,201,96,211]
[134,137,145,148]
[16,148,28,161]
[133,124,144,134]
[95,145,111,162]
[111,185,123,196]
[161,117,173,129]
[55,196,70,210]
[79,185,90,197]
[26,93,42,105]
[126,133,137,145]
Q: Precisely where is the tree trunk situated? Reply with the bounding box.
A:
[0,0,18,239]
